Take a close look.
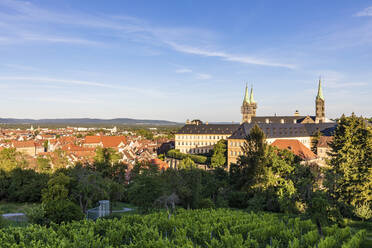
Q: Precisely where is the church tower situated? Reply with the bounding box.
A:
[241,85,257,123]
[315,78,325,123]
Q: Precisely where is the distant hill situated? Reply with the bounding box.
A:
[0,118,180,126]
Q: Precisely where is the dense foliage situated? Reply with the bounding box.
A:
[167,149,208,164]
[0,209,366,247]
[326,114,372,207]
[0,168,49,202]
[210,139,227,168]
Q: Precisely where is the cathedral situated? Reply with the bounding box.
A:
[175,79,335,166]
[240,79,327,124]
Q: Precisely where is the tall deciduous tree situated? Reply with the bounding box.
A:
[179,157,196,169]
[326,114,372,206]
[210,139,227,168]
[42,173,83,223]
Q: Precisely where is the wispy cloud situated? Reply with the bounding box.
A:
[166,42,295,69]
[0,76,175,98]
[29,97,101,104]
[175,68,192,73]
[316,70,369,89]
[4,64,38,71]
[21,34,101,46]
[0,0,294,68]
[355,6,372,17]
[0,76,114,88]
[196,73,212,80]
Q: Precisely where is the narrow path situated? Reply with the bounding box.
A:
[112,207,133,213]
[2,213,27,221]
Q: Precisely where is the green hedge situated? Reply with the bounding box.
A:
[167,149,208,164]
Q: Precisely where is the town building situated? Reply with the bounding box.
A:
[175,124,239,154]
[175,79,336,166]
[227,122,335,165]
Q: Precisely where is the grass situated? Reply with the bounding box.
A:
[0,201,40,214]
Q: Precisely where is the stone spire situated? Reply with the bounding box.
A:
[315,77,325,123]
[249,85,255,103]
[243,83,250,104]
[316,77,324,100]
[241,83,257,123]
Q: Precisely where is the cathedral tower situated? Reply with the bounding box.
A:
[315,78,325,123]
[241,85,257,123]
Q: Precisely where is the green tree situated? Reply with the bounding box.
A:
[0,148,28,171]
[92,148,126,181]
[94,147,121,165]
[232,125,297,212]
[67,166,109,213]
[326,114,372,207]
[311,130,322,154]
[178,157,196,169]
[232,124,268,190]
[128,175,163,212]
[42,173,83,223]
[210,139,227,168]
[43,140,48,151]
[7,168,48,202]
[136,129,154,140]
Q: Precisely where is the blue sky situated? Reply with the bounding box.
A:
[0,0,371,122]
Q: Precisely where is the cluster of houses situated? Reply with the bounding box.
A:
[0,126,174,170]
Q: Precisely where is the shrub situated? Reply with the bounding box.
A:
[199,198,215,209]
[247,193,266,211]
[44,200,84,224]
[227,191,249,209]
[215,194,229,208]
[167,149,208,165]
[354,203,372,221]
[25,205,48,225]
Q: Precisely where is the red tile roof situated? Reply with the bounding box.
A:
[317,136,333,148]
[271,139,317,160]
[84,136,127,148]
[61,144,95,152]
[102,136,127,148]
[12,141,36,148]
[84,136,102,144]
